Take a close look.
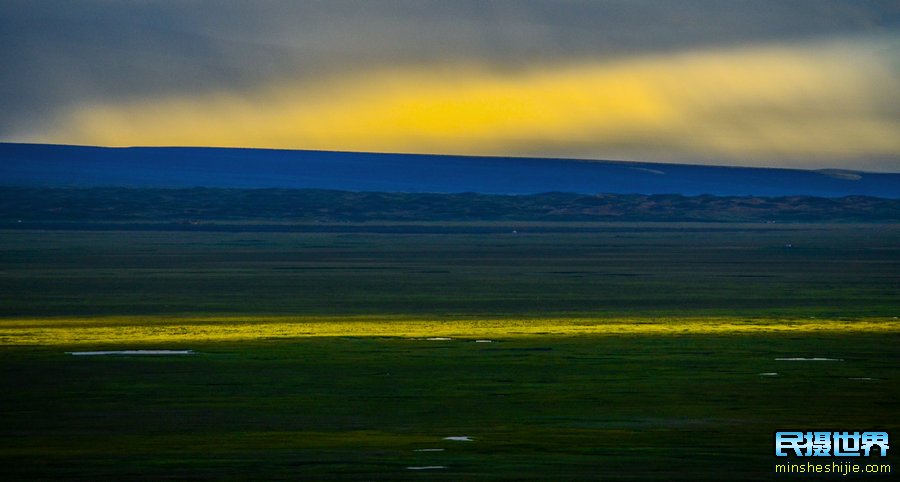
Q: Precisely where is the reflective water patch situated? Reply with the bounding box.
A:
[774,357,843,361]
[443,436,473,442]
[67,350,195,356]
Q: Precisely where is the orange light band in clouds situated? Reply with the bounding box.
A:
[31,37,900,168]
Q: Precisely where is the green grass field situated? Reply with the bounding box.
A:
[1,224,898,480]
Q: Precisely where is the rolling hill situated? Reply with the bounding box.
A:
[2,143,898,198]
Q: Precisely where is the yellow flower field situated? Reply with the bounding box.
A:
[2,316,897,346]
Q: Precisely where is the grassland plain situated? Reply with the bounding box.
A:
[2,224,898,319]
[1,223,898,480]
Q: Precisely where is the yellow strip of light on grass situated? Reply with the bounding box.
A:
[1,317,898,346]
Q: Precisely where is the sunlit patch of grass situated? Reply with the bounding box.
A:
[1,316,897,346]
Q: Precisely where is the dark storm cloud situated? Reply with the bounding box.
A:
[1,1,898,169]
[3,0,896,133]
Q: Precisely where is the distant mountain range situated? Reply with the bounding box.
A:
[2,143,898,198]
[3,187,898,224]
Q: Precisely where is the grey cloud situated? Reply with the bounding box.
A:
[1,0,897,139]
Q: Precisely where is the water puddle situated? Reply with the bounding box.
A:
[443,436,473,442]
[774,357,843,361]
[67,350,195,356]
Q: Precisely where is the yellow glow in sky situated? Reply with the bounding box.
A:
[32,36,900,168]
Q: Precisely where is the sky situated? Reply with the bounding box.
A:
[1,0,899,171]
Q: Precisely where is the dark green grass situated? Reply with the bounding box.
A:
[1,224,898,480]
[1,224,898,318]
[1,334,897,480]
